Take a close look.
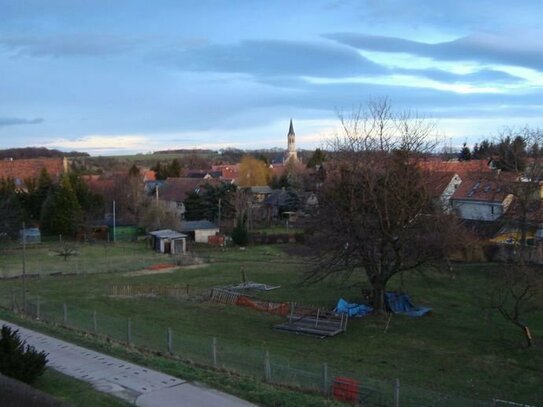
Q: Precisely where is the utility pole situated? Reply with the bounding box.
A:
[218,198,222,233]
[112,200,116,243]
[21,222,27,312]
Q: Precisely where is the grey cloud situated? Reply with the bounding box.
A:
[325,32,543,72]
[0,117,44,127]
[162,39,385,78]
[395,67,523,85]
[0,35,143,57]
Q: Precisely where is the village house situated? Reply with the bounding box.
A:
[450,178,514,221]
[159,177,224,219]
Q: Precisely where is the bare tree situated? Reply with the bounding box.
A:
[138,200,181,232]
[488,127,543,347]
[489,262,542,347]
[306,98,460,312]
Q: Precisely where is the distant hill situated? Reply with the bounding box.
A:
[153,149,215,155]
[0,147,89,160]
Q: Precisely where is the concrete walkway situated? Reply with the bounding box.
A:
[0,320,256,407]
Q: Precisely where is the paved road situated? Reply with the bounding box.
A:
[0,320,256,407]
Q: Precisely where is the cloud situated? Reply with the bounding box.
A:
[0,117,43,127]
[161,39,385,78]
[325,32,543,72]
[44,135,151,153]
[0,34,143,58]
[394,67,523,85]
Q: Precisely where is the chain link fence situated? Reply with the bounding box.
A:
[2,288,536,407]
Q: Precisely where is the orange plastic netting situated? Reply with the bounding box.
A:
[235,296,289,316]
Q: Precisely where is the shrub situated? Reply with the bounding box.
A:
[231,215,249,246]
[0,325,48,384]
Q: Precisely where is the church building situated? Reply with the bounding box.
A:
[285,119,298,163]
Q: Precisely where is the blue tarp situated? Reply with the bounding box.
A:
[335,298,373,317]
[384,292,432,317]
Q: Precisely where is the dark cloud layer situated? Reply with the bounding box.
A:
[0,35,141,58]
[0,117,43,127]
[325,32,543,72]
[163,39,385,78]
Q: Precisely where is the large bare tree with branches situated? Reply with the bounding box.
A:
[306,98,460,312]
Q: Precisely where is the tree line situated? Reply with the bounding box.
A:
[0,169,103,238]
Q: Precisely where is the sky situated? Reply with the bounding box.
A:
[1,1,543,155]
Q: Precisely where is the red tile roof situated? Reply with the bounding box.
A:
[160,177,222,202]
[451,176,512,203]
[422,171,459,198]
[419,159,491,178]
[0,158,66,181]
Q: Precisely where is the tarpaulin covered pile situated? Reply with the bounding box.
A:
[335,298,373,317]
[384,292,431,317]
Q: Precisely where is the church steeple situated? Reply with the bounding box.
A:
[288,119,295,138]
[286,118,297,162]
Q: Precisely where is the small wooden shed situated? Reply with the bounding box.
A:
[149,229,187,254]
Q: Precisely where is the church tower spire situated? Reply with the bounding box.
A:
[286,118,297,162]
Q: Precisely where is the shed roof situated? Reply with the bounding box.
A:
[149,229,187,239]
[179,220,218,232]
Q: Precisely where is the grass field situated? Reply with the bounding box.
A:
[34,369,132,407]
[0,240,177,278]
[0,242,541,406]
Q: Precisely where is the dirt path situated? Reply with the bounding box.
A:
[123,263,209,277]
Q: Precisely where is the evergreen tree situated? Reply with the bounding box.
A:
[458,142,472,161]
[306,148,326,168]
[183,191,206,220]
[68,172,104,222]
[23,168,53,221]
[41,175,82,237]
[168,159,182,177]
[0,178,24,238]
[0,325,48,384]
[128,163,140,177]
[151,161,166,180]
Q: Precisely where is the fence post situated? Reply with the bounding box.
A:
[167,327,173,354]
[212,337,218,368]
[264,350,272,382]
[36,296,40,320]
[127,318,132,345]
[63,303,68,324]
[394,378,400,407]
[322,362,329,395]
[92,310,97,333]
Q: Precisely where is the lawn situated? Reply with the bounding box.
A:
[0,240,177,278]
[34,369,132,407]
[0,243,541,406]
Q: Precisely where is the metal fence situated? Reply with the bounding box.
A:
[1,289,536,407]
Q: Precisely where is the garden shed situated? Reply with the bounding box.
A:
[19,227,41,244]
[179,220,219,243]
[149,229,187,254]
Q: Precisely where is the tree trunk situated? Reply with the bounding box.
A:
[372,286,386,314]
[518,323,533,347]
